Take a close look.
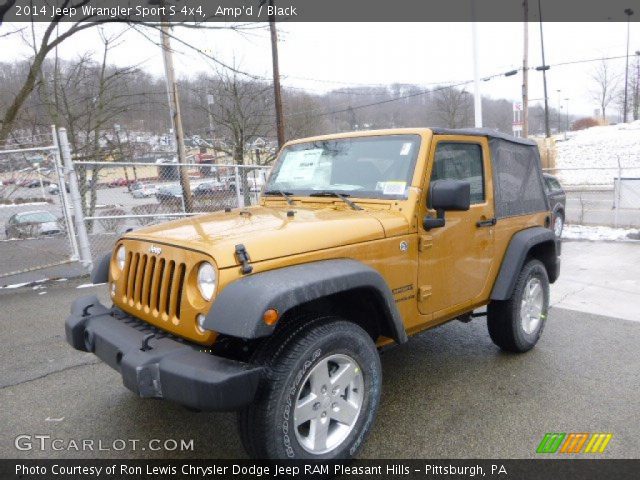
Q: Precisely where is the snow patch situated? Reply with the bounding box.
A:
[0,282,30,289]
[76,283,103,289]
[0,202,49,209]
[563,224,640,242]
[554,121,640,186]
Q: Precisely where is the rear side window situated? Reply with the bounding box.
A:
[490,138,548,218]
[431,142,484,204]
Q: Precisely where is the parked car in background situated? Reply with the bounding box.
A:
[25,179,51,188]
[155,184,183,206]
[131,183,158,198]
[48,183,70,195]
[543,173,566,237]
[108,178,133,188]
[5,210,62,239]
[226,175,265,193]
[193,180,225,197]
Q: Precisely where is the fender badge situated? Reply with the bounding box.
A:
[399,241,409,252]
[149,245,162,255]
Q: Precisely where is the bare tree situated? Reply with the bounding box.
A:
[433,87,472,128]
[283,91,328,141]
[188,68,272,204]
[39,29,145,231]
[0,1,105,143]
[590,58,620,123]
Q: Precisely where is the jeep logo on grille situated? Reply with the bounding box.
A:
[149,245,162,255]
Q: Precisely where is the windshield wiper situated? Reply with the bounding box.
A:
[309,191,363,210]
[263,189,294,205]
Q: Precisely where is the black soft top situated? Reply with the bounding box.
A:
[430,127,537,147]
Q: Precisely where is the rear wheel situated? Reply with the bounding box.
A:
[238,316,381,460]
[487,259,549,353]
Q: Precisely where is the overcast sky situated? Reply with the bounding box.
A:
[2,22,639,119]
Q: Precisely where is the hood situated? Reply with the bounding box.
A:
[124,205,409,268]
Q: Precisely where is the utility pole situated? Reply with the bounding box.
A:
[268,0,285,149]
[471,2,482,128]
[159,15,193,211]
[635,51,640,121]
[537,0,551,138]
[622,8,634,124]
[522,0,529,138]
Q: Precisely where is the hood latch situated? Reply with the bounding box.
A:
[235,244,253,275]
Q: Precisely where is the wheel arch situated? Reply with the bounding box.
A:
[204,259,408,344]
[491,227,560,301]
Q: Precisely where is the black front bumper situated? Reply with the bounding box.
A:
[65,295,263,411]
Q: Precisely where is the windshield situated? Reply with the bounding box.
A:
[19,212,57,223]
[266,134,421,199]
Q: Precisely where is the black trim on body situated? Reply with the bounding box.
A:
[65,295,263,411]
[491,227,560,301]
[205,259,408,344]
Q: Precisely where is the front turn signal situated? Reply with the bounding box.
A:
[263,309,279,326]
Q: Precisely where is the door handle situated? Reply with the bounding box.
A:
[476,217,497,228]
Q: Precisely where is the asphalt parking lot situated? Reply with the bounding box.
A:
[1,269,639,459]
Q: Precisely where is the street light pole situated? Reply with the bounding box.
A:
[635,51,640,121]
[522,0,529,137]
[556,89,561,133]
[622,8,634,123]
[565,98,570,136]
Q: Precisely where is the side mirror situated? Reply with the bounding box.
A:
[423,179,471,230]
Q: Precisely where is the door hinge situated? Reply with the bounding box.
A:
[419,285,432,302]
[419,235,433,252]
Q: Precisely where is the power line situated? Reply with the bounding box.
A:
[289,53,635,119]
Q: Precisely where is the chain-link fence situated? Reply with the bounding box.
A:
[0,128,80,279]
[544,166,640,228]
[72,160,271,260]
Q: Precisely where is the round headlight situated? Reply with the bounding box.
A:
[116,245,126,270]
[197,262,217,301]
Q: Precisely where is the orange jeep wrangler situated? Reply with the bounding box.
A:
[66,128,560,459]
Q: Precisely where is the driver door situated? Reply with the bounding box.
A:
[417,136,496,318]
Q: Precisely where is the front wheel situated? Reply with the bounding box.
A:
[238,317,382,460]
[487,259,550,353]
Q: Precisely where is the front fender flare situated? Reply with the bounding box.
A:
[91,253,111,284]
[204,259,408,344]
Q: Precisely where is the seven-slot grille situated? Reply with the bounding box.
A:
[122,251,186,323]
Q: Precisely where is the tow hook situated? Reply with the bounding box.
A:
[140,333,155,351]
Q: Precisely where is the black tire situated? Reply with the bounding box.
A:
[238,316,382,460]
[487,258,549,353]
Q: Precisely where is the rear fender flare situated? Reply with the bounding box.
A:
[491,227,559,301]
